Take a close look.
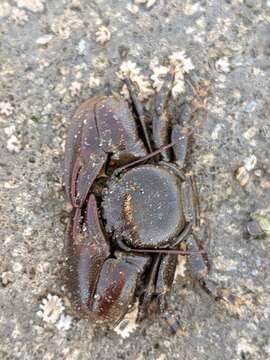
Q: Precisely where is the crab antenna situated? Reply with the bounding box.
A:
[124,248,207,256]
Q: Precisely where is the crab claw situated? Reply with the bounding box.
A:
[64,95,147,208]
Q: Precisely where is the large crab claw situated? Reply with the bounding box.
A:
[64,95,147,208]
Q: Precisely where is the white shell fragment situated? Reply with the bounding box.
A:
[114,301,139,338]
[37,294,64,324]
[215,57,230,73]
[15,0,45,13]
[95,26,111,45]
[56,314,73,331]
[235,166,249,187]
[0,101,14,116]
[134,0,157,9]
[118,50,194,100]
[243,154,257,171]
[118,61,154,101]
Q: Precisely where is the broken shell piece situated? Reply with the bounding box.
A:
[114,300,139,338]
[37,294,64,324]
[235,166,249,187]
[134,0,157,8]
[95,26,111,45]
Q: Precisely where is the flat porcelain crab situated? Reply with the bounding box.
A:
[64,73,226,332]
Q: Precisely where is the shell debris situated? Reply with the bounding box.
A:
[235,166,249,187]
[118,61,154,101]
[0,101,14,116]
[95,26,111,45]
[114,300,139,338]
[37,294,64,324]
[37,293,73,330]
[118,51,194,101]
[134,0,158,9]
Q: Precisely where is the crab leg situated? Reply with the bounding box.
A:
[65,195,151,323]
[92,251,150,325]
[182,175,200,227]
[137,254,161,321]
[152,71,175,161]
[124,78,152,152]
[171,126,192,169]
[155,254,178,313]
[186,235,223,300]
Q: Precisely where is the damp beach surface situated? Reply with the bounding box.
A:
[0,1,270,359]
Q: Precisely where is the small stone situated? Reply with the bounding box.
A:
[235,166,249,187]
[1,271,14,286]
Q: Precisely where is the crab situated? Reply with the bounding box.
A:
[64,73,226,332]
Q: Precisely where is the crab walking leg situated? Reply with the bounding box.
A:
[182,175,200,227]
[137,254,161,321]
[152,71,175,161]
[171,125,192,170]
[124,78,152,153]
[65,195,110,313]
[155,254,178,313]
[91,252,150,325]
[186,235,223,300]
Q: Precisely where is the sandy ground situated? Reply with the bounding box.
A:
[1,1,270,359]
